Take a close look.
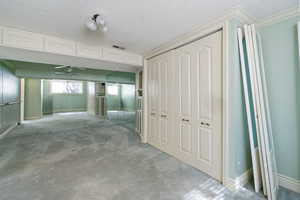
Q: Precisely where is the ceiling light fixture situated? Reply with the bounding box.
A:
[86,14,108,32]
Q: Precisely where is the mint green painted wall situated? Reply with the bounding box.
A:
[0,61,20,132]
[24,78,42,119]
[121,84,136,112]
[106,83,122,111]
[9,60,135,84]
[259,16,300,180]
[228,19,252,178]
[42,80,53,114]
[106,83,136,111]
[42,80,87,114]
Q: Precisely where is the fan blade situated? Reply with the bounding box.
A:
[55,65,70,69]
[54,72,66,75]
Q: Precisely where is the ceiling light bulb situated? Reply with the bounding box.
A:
[95,15,105,26]
[86,19,97,31]
[102,25,108,32]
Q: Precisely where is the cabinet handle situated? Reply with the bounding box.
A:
[161,114,167,118]
[150,112,156,116]
[182,118,189,122]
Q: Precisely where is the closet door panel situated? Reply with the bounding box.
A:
[192,32,222,180]
[179,122,192,154]
[174,47,194,163]
[196,127,212,164]
[157,52,172,152]
[147,58,159,147]
[179,53,192,118]
[197,47,212,122]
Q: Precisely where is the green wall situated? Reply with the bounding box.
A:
[42,80,87,114]
[106,83,122,111]
[8,60,135,84]
[228,19,252,178]
[228,16,300,181]
[259,16,300,180]
[106,83,136,111]
[24,78,42,120]
[0,61,20,132]
[121,84,136,111]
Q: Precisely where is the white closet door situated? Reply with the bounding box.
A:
[157,52,173,153]
[174,46,194,164]
[147,58,159,147]
[174,31,222,180]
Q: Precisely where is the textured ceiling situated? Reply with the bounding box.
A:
[0,0,298,54]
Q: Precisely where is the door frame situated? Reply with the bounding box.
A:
[142,10,254,188]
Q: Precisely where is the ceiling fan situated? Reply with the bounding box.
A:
[53,65,86,75]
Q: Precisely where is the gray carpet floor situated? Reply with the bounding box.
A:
[0,112,299,200]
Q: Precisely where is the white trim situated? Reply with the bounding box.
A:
[44,108,87,114]
[24,115,42,120]
[256,5,300,27]
[222,20,230,188]
[0,123,18,139]
[143,7,255,58]
[0,26,143,67]
[225,169,253,191]
[278,173,300,193]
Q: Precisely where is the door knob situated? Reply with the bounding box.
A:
[201,122,210,127]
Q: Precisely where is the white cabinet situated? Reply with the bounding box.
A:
[147,31,222,181]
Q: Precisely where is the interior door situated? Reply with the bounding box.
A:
[174,31,222,180]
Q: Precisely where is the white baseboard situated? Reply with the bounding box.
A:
[278,173,300,193]
[52,108,87,113]
[225,170,300,194]
[225,169,252,191]
[24,115,42,120]
[0,123,18,139]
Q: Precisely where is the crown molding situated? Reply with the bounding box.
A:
[143,7,256,59]
[256,5,300,27]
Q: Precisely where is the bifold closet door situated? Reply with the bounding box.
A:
[174,31,222,180]
[157,52,173,153]
[147,52,173,152]
[147,57,159,148]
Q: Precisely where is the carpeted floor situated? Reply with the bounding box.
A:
[0,112,299,200]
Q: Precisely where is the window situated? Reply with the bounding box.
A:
[51,80,83,94]
[107,85,119,96]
